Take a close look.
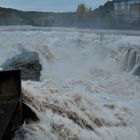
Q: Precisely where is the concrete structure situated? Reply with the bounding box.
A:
[0,70,22,140]
[113,0,140,17]
[130,3,140,17]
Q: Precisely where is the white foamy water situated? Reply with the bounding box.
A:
[0,26,140,140]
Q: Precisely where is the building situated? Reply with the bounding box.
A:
[130,3,140,17]
[113,0,140,18]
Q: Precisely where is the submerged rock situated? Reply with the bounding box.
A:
[1,51,42,81]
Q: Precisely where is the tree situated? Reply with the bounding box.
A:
[77,3,87,16]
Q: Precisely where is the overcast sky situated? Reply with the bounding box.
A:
[0,0,108,12]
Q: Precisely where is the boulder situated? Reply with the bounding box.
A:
[1,51,42,81]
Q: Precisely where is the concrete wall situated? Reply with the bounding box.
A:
[0,70,22,140]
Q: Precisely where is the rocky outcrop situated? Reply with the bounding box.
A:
[1,51,42,81]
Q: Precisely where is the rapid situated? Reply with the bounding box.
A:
[0,26,140,140]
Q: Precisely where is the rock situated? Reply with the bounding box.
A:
[1,51,42,81]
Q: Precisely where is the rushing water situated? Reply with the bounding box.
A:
[0,26,140,140]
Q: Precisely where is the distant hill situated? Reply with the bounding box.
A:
[0,7,43,25]
[0,6,114,28]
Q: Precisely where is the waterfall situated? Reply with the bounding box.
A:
[132,65,140,76]
[127,49,136,72]
[119,47,140,76]
[119,49,129,71]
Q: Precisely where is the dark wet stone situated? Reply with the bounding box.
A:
[2,51,42,81]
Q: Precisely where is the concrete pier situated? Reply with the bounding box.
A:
[0,70,22,140]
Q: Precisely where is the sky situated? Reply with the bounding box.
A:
[0,0,108,12]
